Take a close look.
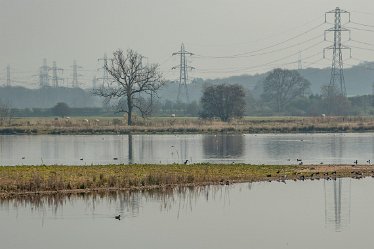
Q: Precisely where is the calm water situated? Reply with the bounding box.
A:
[1,178,373,249]
[0,133,374,165]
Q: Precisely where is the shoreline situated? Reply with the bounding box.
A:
[2,116,374,135]
[1,164,373,199]
[1,126,374,135]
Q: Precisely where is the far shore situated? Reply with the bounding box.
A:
[1,116,374,135]
[1,164,373,198]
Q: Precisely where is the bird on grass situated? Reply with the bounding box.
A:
[184,160,189,165]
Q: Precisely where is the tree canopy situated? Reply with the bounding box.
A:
[52,102,70,117]
[200,84,245,121]
[262,68,310,112]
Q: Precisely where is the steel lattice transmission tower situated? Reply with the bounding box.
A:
[172,43,194,102]
[324,7,351,97]
[39,58,50,88]
[50,61,64,87]
[71,60,82,88]
[6,65,11,87]
[97,53,110,87]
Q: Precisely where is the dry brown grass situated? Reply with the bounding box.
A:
[0,164,373,198]
[1,116,374,134]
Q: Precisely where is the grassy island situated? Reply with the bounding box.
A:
[0,164,373,198]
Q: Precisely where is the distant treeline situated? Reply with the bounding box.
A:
[11,107,108,117]
[0,86,101,108]
[7,94,374,117]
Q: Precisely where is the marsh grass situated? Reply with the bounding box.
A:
[0,164,372,197]
[1,116,374,134]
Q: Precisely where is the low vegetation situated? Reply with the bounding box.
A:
[1,116,374,134]
[0,164,373,198]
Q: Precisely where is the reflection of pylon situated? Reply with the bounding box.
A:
[324,7,351,97]
[172,43,194,103]
[324,178,351,232]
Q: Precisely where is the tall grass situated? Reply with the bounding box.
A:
[2,116,374,134]
[0,164,371,197]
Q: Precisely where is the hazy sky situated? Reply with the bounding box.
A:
[1,0,374,88]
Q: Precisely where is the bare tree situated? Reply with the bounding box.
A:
[93,49,164,125]
[0,102,12,126]
[262,68,310,112]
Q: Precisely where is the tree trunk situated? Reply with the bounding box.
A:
[127,97,133,126]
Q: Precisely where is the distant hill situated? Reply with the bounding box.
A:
[158,61,374,102]
[2,62,373,109]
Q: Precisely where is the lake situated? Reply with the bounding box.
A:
[0,133,373,165]
[1,178,373,249]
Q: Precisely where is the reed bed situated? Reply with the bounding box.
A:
[0,164,373,198]
[1,116,374,134]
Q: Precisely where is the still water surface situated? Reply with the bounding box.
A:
[1,178,373,249]
[0,133,373,165]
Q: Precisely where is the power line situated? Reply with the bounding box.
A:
[346,26,374,33]
[203,41,325,74]
[349,45,374,52]
[187,14,325,48]
[350,21,374,28]
[349,39,374,47]
[194,23,326,59]
[195,34,323,60]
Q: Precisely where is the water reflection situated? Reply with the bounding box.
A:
[0,133,374,165]
[3,180,374,249]
[128,134,133,164]
[0,185,231,218]
[324,178,351,232]
[202,134,244,158]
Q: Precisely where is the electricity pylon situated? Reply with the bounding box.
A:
[324,7,351,97]
[50,61,64,87]
[71,60,82,88]
[6,65,11,87]
[97,53,110,86]
[297,51,302,70]
[39,58,50,87]
[172,43,194,103]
